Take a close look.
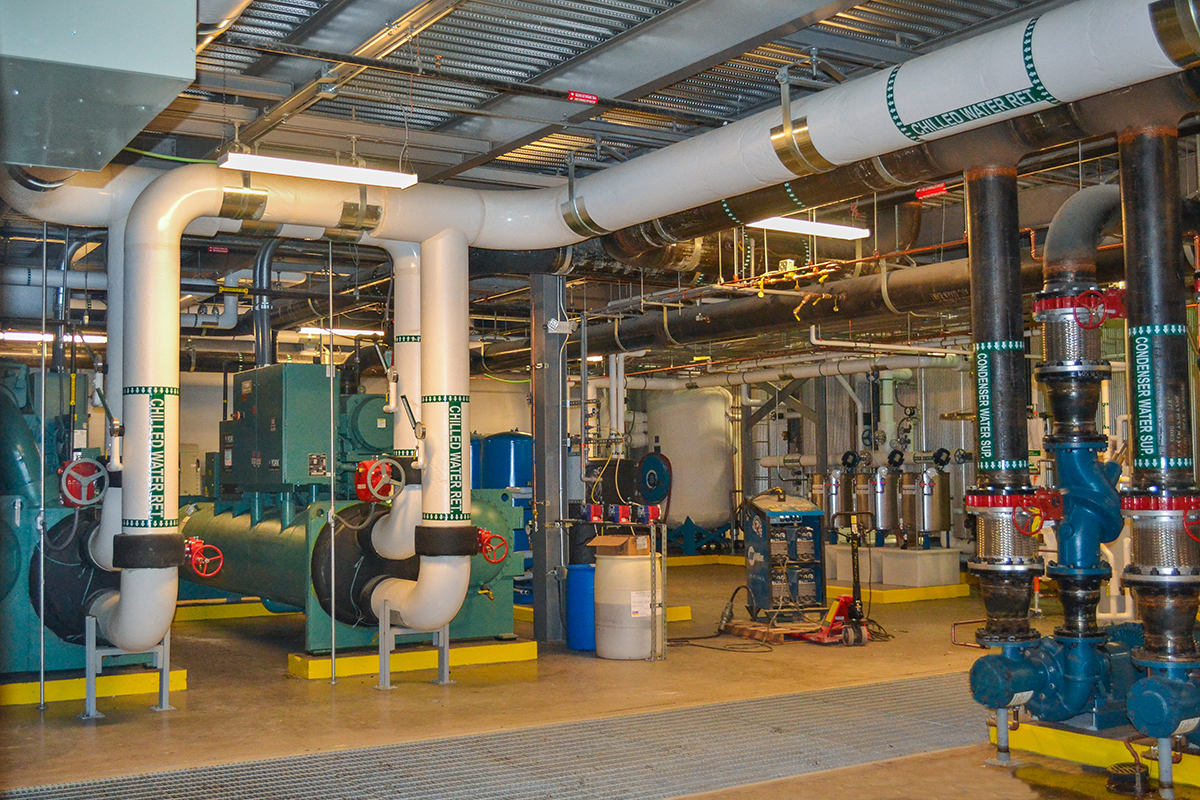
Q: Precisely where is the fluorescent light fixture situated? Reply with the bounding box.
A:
[298,326,385,338]
[585,355,604,362]
[1,331,106,344]
[218,151,418,189]
[746,216,870,240]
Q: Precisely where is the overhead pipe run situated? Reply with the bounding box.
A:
[623,354,961,392]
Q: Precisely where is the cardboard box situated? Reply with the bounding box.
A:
[587,534,652,556]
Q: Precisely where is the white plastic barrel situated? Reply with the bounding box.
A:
[594,554,665,660]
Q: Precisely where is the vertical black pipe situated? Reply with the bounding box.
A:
[966,166,1030,492]
[1120,128,1194,492]
[253,239,283,367]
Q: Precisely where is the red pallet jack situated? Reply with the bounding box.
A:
[802,511,871,646]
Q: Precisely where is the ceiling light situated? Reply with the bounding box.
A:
[1,331,107,343]
[746,216,870,240]
[585,355,604,362]
[218,152,418,189]
[298,326,385,338]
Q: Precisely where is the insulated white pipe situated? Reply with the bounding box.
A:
[0,267,105,290]
[607,354,620,451]
[180,274,239,329]
[370,229,472,630]
[366,238,422,561]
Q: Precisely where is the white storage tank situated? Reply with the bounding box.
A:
[645,388,734,530]
[594,554,665,660]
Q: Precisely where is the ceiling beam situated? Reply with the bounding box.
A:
[423,0,863,182]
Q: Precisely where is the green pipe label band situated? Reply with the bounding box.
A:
[974,341,1028,473]
[394,335,421,342]
[396,449,417,458]
[422,395,471,522]
[1129,324,1193,470]
[123,386,179,529]
[888,18,1058,142]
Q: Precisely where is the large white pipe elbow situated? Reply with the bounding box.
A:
[89,568,179,652]
[90,487,121,572]
[370,483,422,561]
[369,556,472,631]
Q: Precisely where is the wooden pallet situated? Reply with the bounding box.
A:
[721,620,821,644]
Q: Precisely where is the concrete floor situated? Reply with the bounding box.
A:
[0,564,1130,798]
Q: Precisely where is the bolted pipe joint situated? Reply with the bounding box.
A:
[1127,674,1200,739]
[967,491,1044,645]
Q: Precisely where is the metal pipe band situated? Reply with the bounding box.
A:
[1125,512,1200,571]
[974,509,1042,563]
[1040,310,1104,364]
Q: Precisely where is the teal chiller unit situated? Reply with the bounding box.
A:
[182,363,523,652]
[0,360,136,676]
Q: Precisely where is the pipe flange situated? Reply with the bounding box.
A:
[1052,629,1109,642]
[1124,566,1200,583]
[968,557,1045,574]
[1131,649,1200,670]
[1043,433,1109,447]
[976,630,1042,647]
[1034,362,1111,381]
[1046,562,1112,579]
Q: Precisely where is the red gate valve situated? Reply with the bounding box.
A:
[59,458,109,508]
[355,458,401,502]
[476,529,509,564]
[1101,287,1126,320]
[184,536,224,578]
[1013,489,1063,537]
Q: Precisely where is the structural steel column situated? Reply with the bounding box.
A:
[530,273,566,643]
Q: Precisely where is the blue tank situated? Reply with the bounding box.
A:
[480,431,533,490]
[470,435,482,490]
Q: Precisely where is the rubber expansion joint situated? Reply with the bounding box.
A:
[112,533,186,569]
[415,525,478,557]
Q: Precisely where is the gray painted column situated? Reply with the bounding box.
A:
[530,273,566,643]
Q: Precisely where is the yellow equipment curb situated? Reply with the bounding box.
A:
[0,670,187,706]
[826,582,970,603]
[175,600,299,621]
[665,555,743,567]
[288,640,538,680]
[513,605,692,623]
[991,722,1200,787]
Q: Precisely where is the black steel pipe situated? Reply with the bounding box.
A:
[1121,128,1195,492]
[966,165,1030,492]
[252,238,283,367]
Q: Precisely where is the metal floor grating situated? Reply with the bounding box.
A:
[2,673,984,800]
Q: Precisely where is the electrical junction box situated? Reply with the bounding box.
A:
[219,364,336,490]
[741,491,825,620]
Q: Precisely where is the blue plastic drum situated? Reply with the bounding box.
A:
[480,431,533,490]
[565,564,596,652]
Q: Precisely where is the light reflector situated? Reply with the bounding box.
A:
[746,216,870,240]
[218,152,417,189]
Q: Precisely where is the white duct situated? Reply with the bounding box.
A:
[370,229,473,630]
[366,238,423,562]
[0,267,105,290]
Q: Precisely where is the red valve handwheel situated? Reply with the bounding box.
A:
[365,457,402,501]
[1014,505,1044,537]
[477,530,509,564]
[185,537,224,578]
[60,458,108,507]
[191,544,224,577]
[1185,513,1200,545]
[1073,290,1108,330]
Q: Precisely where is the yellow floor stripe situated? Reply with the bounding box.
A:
[174,601,300,621]
[994,723,1200,787]
[826,582,969,603]
[513,605,691,623]
[288,640,538,680]
[0,670,187,706]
